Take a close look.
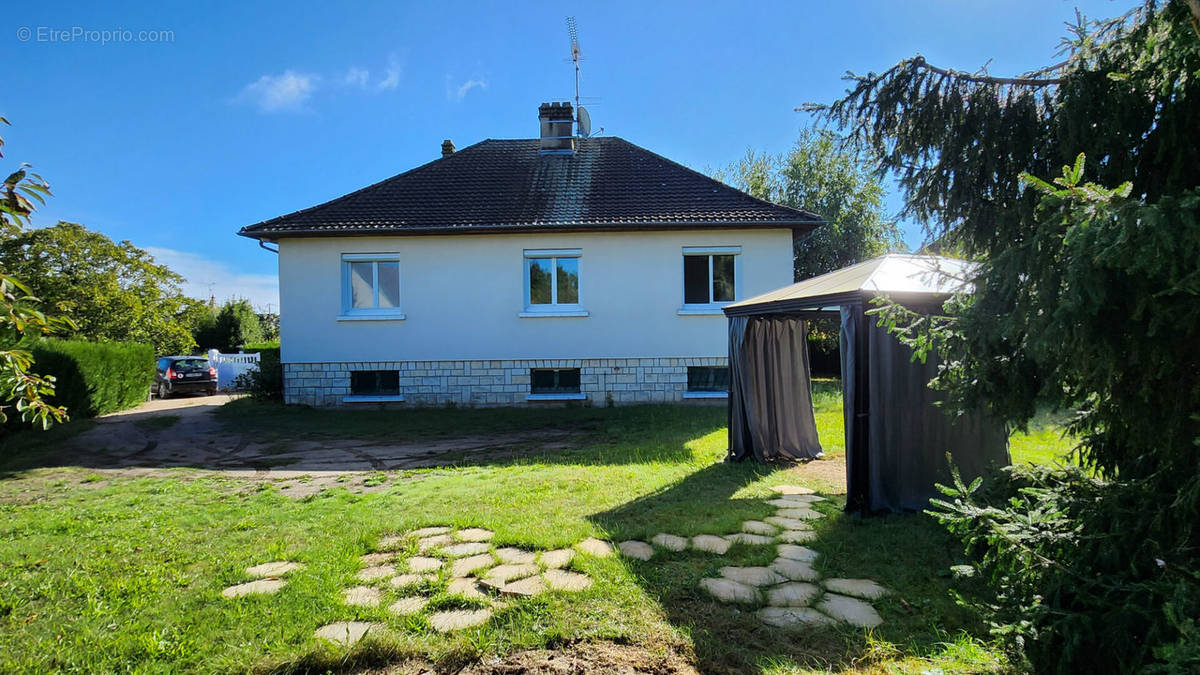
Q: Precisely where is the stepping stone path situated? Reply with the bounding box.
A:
[651,533,688,551]
[246,561,303,577]
[618,540,654,561]
[314,621,380,646]
[221,578,286,598]
[307,525,600,645]
[690,485,893,631]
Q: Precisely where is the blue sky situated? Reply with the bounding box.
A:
[3,0,1134,309]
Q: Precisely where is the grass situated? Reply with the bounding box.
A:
[0,383,1076,673]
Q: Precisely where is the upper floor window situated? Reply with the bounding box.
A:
[522,249,586,317]
[340,253,404,320]
[682,246,741,309]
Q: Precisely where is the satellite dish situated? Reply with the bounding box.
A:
[578,106,592,138]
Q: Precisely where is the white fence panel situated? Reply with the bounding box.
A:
[207,349,261,390]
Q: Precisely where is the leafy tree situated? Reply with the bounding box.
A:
[0,117,73,428]
[0,222,204,356]
[193,299,263,352]
[719,128,904,281]
[815,2,1200,672]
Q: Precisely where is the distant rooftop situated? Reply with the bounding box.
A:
[239,136,822,240]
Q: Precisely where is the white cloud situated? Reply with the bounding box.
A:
[234,70,318,112]
[376,56,402,91]
[146,247,279,311]
[341,66,369,89]
[448,77,487,101]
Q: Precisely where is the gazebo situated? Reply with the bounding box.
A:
[722,254,1009,514]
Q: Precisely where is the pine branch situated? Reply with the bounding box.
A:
[910,55,1065,87]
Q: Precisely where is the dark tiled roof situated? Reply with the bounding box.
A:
[239,137,822,239]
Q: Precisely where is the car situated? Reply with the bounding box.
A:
[153,356,218,398]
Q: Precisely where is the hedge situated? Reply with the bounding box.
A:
[234,346,282,400]
[30,339,155,418]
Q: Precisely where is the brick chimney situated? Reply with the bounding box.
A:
[441,139,455,157]
[538,102,575,154]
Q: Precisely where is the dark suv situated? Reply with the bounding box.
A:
[154,356,218,398]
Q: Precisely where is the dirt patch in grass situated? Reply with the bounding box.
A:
[355,642,699,674]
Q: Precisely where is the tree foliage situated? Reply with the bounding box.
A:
[817,2,1200,672]
[719,128,904,281]
[0,117,73,429]
[192,299,264,353]
[0,222,204,356]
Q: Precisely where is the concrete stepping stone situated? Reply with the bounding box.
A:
[389,573,434,588]
[376,534,408,551]
[690,535,731,554]
[409,526,452,538]
[388,596,428,616]
[817,593,883,628]
[543,569,592,592]
[448,577,490,600]
[417,534,454,551]
[405,556,443,573]
[720,566,786,586]
[429,608,492,632]
[777,530,817,544]
[764,516,814,530]
[772,485,816,495]
[699,577,761,604]
[538,548,575,568]
[482,563,539,587]
[576,538,615,557]
[776,508,824,521]
[221,579,285,598]
[742,520,779,536]
[767,582,821,607]
[757,606,835,629]
[456,527,494,542]
[450,553,495,577]
[501,575,547,597]
[725,533,775,546]
[314,621,379,646]
[823,578,890,601]
[618,540,654,561]
[357,565,395,582]
[439,542,491,558]
[650,533,688,551]
[494,547,538,564]
[246,561,303,577]
[343,585,382,607]
[359,552,395,566]
[771,557,821,582]
[777,544,820,562]
[776,493,826,504]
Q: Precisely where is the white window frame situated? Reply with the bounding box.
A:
[338,253,406,321]
[520,248,588,318]
[679,246,742,315]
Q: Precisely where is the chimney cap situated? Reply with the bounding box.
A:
[441,139,455,157]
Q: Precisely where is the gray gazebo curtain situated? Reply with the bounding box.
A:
[728,315,823,462]
[841,304,1010,513]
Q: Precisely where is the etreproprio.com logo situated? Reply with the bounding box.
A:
[17,26,175,45]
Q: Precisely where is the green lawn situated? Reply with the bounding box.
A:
[0,386,1074,673]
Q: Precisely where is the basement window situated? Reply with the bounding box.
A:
[684,366,729,399]
[350,370,400,396]
[528,368,584,400]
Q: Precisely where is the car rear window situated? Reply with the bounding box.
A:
[172,359,210,370]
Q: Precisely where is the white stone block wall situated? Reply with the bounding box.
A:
[282,357,728,407]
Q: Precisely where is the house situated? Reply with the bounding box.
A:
[239,102,822,407]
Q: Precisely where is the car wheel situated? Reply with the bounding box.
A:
[158,382,169,399]
[207,388,217,396]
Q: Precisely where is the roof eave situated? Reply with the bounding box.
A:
[238,219,824,240]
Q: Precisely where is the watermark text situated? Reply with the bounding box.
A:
[17,26,175,45]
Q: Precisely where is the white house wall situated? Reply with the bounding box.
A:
[276,228,793,405]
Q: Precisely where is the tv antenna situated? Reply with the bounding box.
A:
[565,17,592,137]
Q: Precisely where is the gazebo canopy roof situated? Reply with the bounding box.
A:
[724,254,973,316]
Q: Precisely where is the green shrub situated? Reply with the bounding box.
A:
[240,341,280,353]
[234,347,281,401]
[29,339,154,418]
